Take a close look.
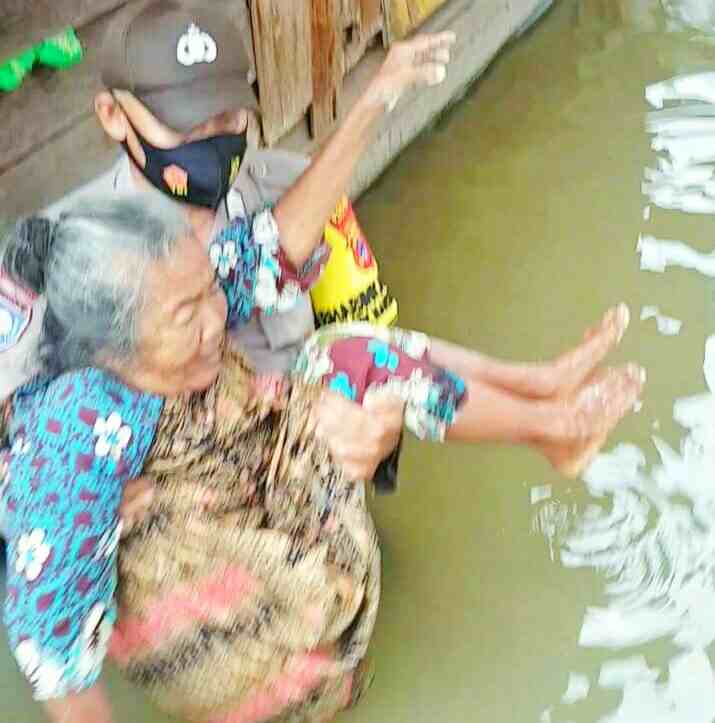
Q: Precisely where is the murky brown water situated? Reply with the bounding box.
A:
[4,0,715,720]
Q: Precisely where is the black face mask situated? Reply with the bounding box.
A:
[124,126,247,209]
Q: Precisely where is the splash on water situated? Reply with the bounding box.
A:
[640,306,683,336]
[535,337,715,721]
[661,0,715,35]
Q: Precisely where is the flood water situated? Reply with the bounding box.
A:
[4,0,715,721]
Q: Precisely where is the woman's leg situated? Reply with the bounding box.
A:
[430,304,630,399]
[443,364,644,474]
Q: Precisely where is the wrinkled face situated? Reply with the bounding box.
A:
[132,232,228,395]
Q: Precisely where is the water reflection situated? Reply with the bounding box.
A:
[535,338,715,721]
[662,0,715,34]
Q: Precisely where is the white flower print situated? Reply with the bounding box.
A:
[209,240,239,279]
[405,405,433,441]
[94,522,123,561]
[16,529,51,582]
[393,330,430,360]
[92,412,132,461]
[307,346,334,382]
[75,603,113,682]
[11,436,30,457]
[252,210,280,250]
[396,368,431,407]
[254,265,279,311]
[295,340,334,384]
[14,639,67,700]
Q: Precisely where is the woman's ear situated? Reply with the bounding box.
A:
[94,90,128,143]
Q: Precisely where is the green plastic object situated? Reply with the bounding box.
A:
[0,47,36,92]
[0,27,83,93]
[36,28,84,69]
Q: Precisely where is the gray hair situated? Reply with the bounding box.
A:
[1,194,187,377]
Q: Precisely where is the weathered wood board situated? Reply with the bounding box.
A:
[311,0,343,140]
[250,0,313,146]
[386,0,450,40]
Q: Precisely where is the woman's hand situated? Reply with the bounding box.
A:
[315,391,404,481]
[274,30,455,268]
[366,31,457,112]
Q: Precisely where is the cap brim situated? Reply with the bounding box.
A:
[138,74,257,133]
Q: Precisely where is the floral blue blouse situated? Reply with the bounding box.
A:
[0,210,466,701]
[0,210,322,701]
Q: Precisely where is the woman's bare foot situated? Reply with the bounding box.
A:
[538,304,631,397]
[535,362,644,478]
[474,304,631,399]
[548,363,645,442]
[537,433,608,479]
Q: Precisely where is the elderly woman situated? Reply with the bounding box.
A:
[0,34,646,723]
[0,190,644,723]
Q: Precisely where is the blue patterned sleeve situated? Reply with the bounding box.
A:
[208,210,329,329]
[2,369,163,700]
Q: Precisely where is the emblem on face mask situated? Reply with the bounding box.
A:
[177,23,217,67]
[229,156,241,186]
[163,164,189,196]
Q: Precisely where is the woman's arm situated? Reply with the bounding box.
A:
[4,370,162,722]
[273,32,456,268]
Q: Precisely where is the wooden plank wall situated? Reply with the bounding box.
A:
[0,0,254,217]
[386,0,451,40]
[309,0,385,139]
[1,0,397,215]
[250,0,313,147]
[311,0,343,140]
[253,0,384,145]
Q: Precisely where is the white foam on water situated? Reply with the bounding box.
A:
[531,500,575,562]
[534,337,715,721]
[530,484,552,505]
[640,306,683,335]
[598,656,659,689]
[646,72,715,108]
[647,116,715,136]
[703,335,715,391]
[643,163,715,189]
[561,672,590,704]
[637,234,715,277]
[661,0,715,35]
[599,651,715,723]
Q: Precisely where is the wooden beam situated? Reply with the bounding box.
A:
[310,0,343,141]
[343,0,384,70]
[386,0,449,41]
[250,0,313,146]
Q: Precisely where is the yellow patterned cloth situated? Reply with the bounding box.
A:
[311,196,398,328]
